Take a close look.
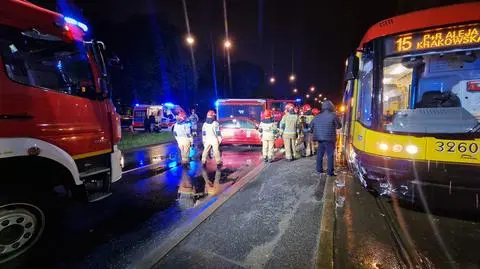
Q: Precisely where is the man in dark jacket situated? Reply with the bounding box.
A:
[310,100,342,176]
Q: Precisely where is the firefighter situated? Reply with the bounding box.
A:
[201,110,222,167]
[258,109,277,162]
[302,104,316,156]
[173,111,193,165]
[280,103,299,161]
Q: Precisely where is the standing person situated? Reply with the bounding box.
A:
[173,112,193,165]
[310,100,342,176]
[280,103,299,161]
[144,116,151,132]
[148,113,156,132]
[302,104,316,157]
[258,109,277,162]
[201,110,222,167]
[189,108,200,136]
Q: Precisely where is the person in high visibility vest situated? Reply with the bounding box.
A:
[280,103,299,161]
[302,104,316,156]
[173,111,193,165]
[201,110,222,167]
[258,109,278,162]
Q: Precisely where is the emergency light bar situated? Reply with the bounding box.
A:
[64,16,88,32]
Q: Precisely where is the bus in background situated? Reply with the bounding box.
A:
[0,0,122,263]
[266,99,297,122]
[341,2,480,206]
[216,99,266,123]
[132,103,184,132]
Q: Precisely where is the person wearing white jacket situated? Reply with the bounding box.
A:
[201,110,222,167]
[258,109,277,162]
[173,112,193,165]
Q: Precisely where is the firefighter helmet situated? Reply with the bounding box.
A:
[177,112,187,121]
[207,110,216,118]
[312,108,320,116]
[263,109,272,119]
[302,104,312,113]
[285,103,295,112]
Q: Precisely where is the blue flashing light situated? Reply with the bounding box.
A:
[135,103,139,107]
[64,17,77,25]
[164,102,175,108]
[168,161,177,168]
[57,60,63,71]
[77,22,89,32]
[64,16,88,32]
[214,100,220,107]
[295,98,302,103]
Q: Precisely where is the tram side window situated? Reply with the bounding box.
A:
[357,57,373,127]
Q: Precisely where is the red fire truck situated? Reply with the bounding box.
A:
[0,0,122,263]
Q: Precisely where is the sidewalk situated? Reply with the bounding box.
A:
[154,157,327,269]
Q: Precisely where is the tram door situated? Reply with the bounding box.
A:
[342,53,362,166]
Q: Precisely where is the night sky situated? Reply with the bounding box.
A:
[31,0,473,108]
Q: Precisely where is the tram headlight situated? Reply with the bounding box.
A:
[392,144,403,153]
[405,145,418,155]
[378,143,389,151]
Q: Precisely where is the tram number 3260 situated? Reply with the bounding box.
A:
[435,141,479,154]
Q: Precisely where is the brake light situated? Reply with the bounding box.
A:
[467,80,480,91]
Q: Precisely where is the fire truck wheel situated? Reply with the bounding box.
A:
[0,195,46,265]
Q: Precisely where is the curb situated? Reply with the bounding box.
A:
[316,174,335,269]
[135,161,266,269]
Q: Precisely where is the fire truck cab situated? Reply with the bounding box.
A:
[0,0,122,263]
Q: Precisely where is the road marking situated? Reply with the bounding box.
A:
[135,161,265,269]
[122,161,165,175]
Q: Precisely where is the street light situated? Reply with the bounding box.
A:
[269,76,276,84]
[224,39,232,49]
[323,97,327,100]
[318,93,322,97]
[185,35,195,46]
[315,97,318,101]
[306,94,310,98]
[310,86,315,92]
[293,88,298,93]
[289,74,296,82]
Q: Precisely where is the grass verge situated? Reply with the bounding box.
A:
[119,131,175,151]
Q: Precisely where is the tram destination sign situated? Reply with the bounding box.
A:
[384,24,480,55]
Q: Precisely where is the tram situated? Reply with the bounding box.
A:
[341,2,480,201]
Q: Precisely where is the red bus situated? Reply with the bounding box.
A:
[216,98,298,123]
[0,0,122,262]
[266,99,297,122]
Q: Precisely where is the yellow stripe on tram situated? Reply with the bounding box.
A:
[72,149,112,160]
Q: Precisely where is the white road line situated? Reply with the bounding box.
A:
[122,161,164,175]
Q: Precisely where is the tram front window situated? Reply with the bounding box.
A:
[382,49,480,134]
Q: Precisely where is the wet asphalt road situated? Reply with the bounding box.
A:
[10,142,262,269]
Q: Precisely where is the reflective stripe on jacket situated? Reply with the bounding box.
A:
[259,121,277,141]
